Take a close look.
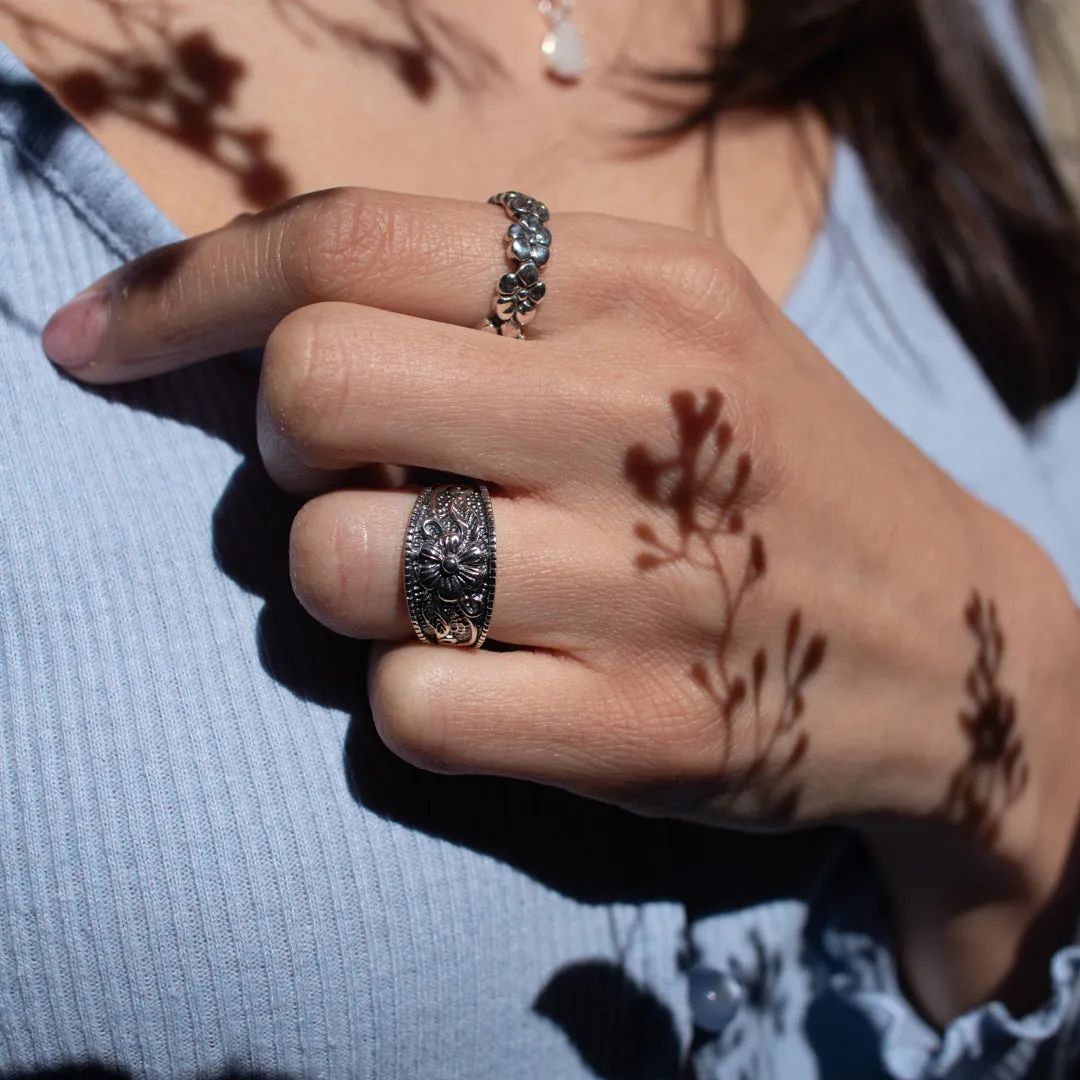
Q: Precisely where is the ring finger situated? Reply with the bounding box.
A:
[290,487,629,650]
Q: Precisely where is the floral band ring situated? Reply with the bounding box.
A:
[478,191,551,339]
[403,483,497,648]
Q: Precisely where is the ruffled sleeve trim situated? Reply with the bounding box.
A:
[809,843,1080,1080]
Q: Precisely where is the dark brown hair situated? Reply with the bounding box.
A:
[654,0,1080,422]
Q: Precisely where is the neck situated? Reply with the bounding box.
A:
[0,0,824,304]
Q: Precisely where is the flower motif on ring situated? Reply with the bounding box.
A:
[507,193,550,223]
[459,590,487,619]
[507,215,551,267]
[417,526,488,603]
[495,261,546,325]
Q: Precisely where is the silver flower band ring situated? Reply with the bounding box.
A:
[479,191,551,339]
[403,483,497,648]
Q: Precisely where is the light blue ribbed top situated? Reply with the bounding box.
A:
[1,3,1079,1077]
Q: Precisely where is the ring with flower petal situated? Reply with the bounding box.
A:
[479,191,551,339]
[403,483,497,647]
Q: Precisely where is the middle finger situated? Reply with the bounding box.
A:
[258,300,611,493]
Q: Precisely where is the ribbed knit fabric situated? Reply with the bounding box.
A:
[1,3,1079,1077]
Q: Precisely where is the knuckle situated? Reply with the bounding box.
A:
[612,670,773,820]
[281,187,406,301]
[631,236,764,348]
[288,497,362,632]
[713,376,781,501]
[592,671,726,815]
[562,213,644,316]
[261,306,345,460]
[632,376,782,524]
[710,375,786,505]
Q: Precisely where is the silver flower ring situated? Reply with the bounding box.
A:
[479,191,551,339]
[403,483,497,647]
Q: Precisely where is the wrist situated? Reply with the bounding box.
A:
[858,499,1080,1026]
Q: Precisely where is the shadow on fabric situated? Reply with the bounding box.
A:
[1,65,857,1071]
[0,1067,297,1080]
[58,348,836,916]
[533,960,685,1080]
[0,70,77,169]
[1,54,842,918]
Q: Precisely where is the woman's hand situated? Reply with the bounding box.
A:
[43,188,1080,1020]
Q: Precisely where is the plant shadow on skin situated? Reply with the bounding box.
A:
[938,590,1028,846]
[64,348,849,1080]
[0,0,292,206]
[625,389,827,824]
[65,353,846,1076]
[77,351,827,910]
[0,0,507,210]
[268,0,508,98]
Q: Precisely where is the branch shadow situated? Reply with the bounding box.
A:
[0,0,509,212]
[73,359,832,911]
[938,591,1028,846]
[0,289,41,335]
[532,961,684,1080]
[0,1067,298,1080]
[625,389,828,824]
[0,67,78,170]
[268,0,508,99]
[0,0,290,206]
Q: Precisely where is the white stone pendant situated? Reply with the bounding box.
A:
[540,7,588,82]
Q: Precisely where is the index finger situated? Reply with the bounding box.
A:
[40,187,608,383]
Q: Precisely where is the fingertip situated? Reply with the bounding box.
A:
[42,285,111,373]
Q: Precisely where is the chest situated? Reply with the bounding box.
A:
[0,0,828,302]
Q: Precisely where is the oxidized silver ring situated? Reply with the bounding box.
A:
[403,483,496,647]
[479,191,551,339]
